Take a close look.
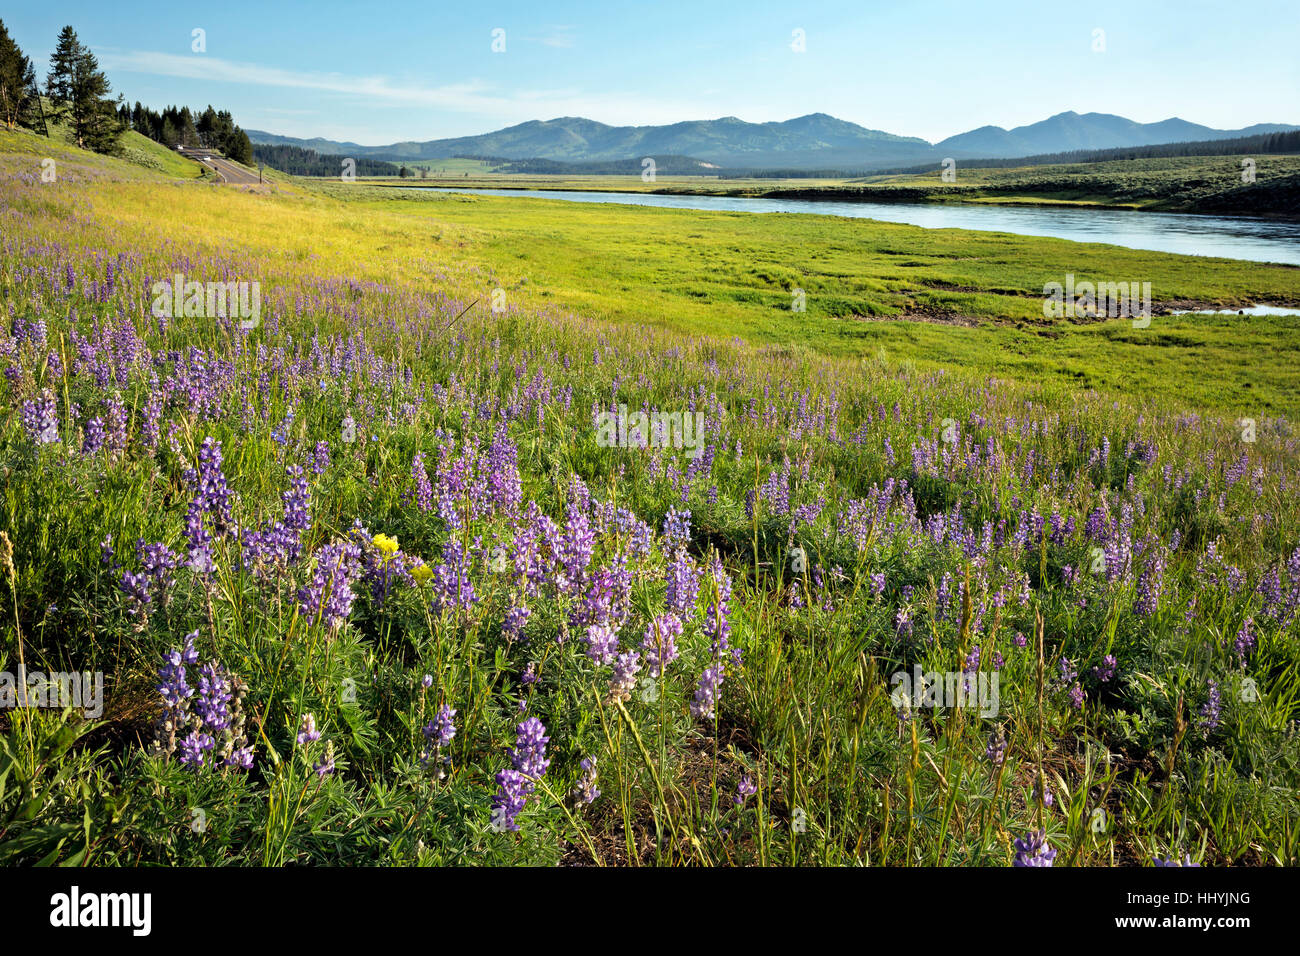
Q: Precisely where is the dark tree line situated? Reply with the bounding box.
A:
[0,18,40,129]
[46,24,121,151]
[252,143,397,176]
[1,20,252,163]
[124,102,253,164]
[1,20,122,150]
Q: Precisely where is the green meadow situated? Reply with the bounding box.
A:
[3,128,1300,868]
[8,128,1299,417]
[313,180,1300,416]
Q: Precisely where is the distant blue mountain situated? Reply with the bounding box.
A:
[246,111,1299,170]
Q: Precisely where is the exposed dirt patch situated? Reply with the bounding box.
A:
[856,308,982,327]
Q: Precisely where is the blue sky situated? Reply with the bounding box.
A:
[6,0,1297,145]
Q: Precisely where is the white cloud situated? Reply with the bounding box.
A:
[94,47,730,140]
[528,25,577,48]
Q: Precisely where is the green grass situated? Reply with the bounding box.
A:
[7,129,1296,415]
[305,181,1300,415]
[0,123,207,181]
[1,132,1299,868]
[13,127,1300,415]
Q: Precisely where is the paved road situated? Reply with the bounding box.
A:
[177,147,262,185]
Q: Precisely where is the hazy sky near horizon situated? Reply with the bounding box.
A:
[6,0,1298,145]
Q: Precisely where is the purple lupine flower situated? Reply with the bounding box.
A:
[985,725,1007,765]
[1135,548,1166,617]
[82,417,105,454]
[1012,829,1057,867]
[502,603,531,641]
[1232,617,1256,665]
[1198,679,1222,733]
[189,437,233,534]
[1153,854,1200,867]
[298,539,363,627]
[178,731,215,769]
[734,775,757,805]
[705,557,738,664]
[584,623,620,665]
[157,631,199,710]
[491,768,530,832]
[429,539,478,614]
[297,713,322,745]
[121,540,180,614]
[573,757,600,805]
[310,440,331,476]
[1093,655,1118,683]
[665,549,702,619]
[894,606,913,638]
[511,717,551,779]
[491,717,552,831]
[1068,683,1085,709]
[662,508,692,552]
[483,424,523,516]
[571,557,632,631]
[558,507,596,594]
[194,662,232,732]
[411,452,433,512]
[422,704,457,765]
[20,389,59,445]
[314,742,336,778]
[282,465,311,533]
[608,650,641,702]
[640,613,682,678]
[691,664,724,720]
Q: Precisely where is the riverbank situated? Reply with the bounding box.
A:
[373,184,1300,265]
[293,179,1300,414]
[348,153,1300,220]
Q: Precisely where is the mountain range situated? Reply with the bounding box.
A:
[247,111,1299,171]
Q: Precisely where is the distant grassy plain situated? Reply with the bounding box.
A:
[310,179,1300,416]
[341,153,1300,216]
[7,128,1300,416]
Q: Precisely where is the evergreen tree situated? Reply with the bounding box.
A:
[44,25,78,122]
[224,126,252,164]
[67,42,121,151]
[0,18,38,129]
[43,26,121,151]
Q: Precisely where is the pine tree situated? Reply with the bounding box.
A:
[43,25,121,151]
[69,44,120,151]
[44,25,78,122]
[0,18,37,129]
